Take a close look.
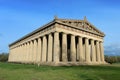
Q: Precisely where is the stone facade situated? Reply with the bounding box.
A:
[8,17,106,66]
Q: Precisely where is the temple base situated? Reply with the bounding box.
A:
[36,61,108,66]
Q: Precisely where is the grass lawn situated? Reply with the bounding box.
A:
[0,62,120,80]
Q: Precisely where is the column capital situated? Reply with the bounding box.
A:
[62,32,67,35]
[30,40,33,43]
[34,39,37,41]
[78,36,82,38]
[96,40,99,43]
[27,41,30,44]
[49,32,53,35]
[84,37,89,39]
[54,31,59,33]
[23,43,25,45]
[70,34,75,36]
[37,37,41,40]
[91,39,94,41]
[99,41,103,43]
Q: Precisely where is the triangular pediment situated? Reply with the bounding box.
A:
[55,18,105,36]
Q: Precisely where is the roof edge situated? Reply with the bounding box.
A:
[9,19,56,47]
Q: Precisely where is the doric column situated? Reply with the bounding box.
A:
[18,46,20,62]
[53,32,60,62]
[12,48,14,62]
[12,48,15,62]
[48,34,53,62]
[14,48,15,61]
[17,46,19,62]
[28,41,31,62]
[21,45,23,62]
[78,36,83,62]
[35,39,38,63]
[29,41,33,63]
[62,33,67,62]
[42,36,47,62]
[26,42,29,62]
[14,47,16,62]
[31,41,34,63]
[13,48,15,61]
[22,43,25,63]
[25,43,27,62]
[11,48,13,62]
[91,39,96,63]
[19,45,21,62]
[85,38,90,63]
[20,45,22,62]
[70,35,76,62]
[10,49,13,62]
[15,47,17,61]
[22,44,24,62]
[37,37,42,63]
[23,44,25,62]
[76,42,79,61]
[100,42,105,62]
[24,43,27,62]
[16,46,18,62]
[26,42,29,63]
[14,48,16,61]
[33,39,37,63]
[96,41,101,63]
[18,46,19,62]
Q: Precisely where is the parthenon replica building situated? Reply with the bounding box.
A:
[8,16,106,66]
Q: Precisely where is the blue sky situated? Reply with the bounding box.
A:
[0,0,120,55]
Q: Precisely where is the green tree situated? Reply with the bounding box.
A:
[0,53,8,62]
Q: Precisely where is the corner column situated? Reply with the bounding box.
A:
[53,32,60,63]
[62,33,67,62]
[96,41,101,63]
[100,42,105,63]
[31,40,34,63]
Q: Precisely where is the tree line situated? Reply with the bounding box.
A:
[105,55,120,64]
[0,53,8,62]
